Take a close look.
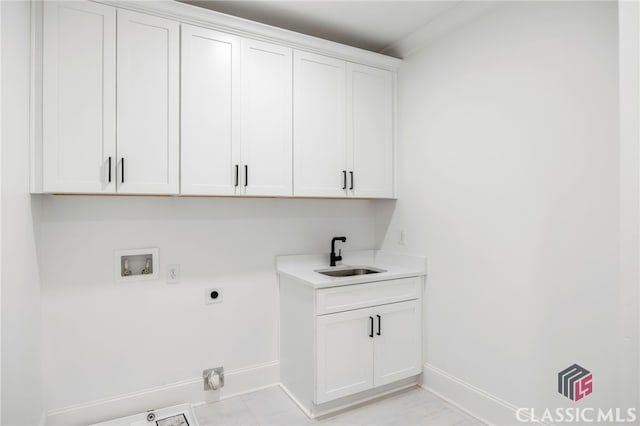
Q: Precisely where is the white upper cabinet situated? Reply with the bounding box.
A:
[241,39,293,196]
[293,51,347,198]
[181,32,291,197]
[117,10,180,195]
[347,63,394,198]
[181,25,240,196]
[37,1,396,198]
[42,1,116,193]
[293,52,395,198]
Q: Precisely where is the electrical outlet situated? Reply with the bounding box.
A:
[205,287,223,304]
[167,264,180,284]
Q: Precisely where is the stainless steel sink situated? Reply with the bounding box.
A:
[315,267,386,277]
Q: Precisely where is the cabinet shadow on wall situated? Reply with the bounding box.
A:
[373,199,397,249]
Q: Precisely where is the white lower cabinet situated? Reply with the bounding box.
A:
[316,308,375,403]
[372,300,422,387]
[280,275,422,416]
[316,299,421,404]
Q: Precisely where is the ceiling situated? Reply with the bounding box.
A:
[180,1,461,55]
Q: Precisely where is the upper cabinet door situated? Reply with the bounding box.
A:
[117,10,179,195]
[181,25,240,196]
[42,1,116,193]
[293,51,347,197]
[347,63,394,198]
[241,39,293,197]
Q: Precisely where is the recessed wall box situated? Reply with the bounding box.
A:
[116,248,159,282]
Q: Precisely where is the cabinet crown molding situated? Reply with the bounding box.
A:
[93,0,403,70]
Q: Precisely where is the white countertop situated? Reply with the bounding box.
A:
[276,250,426,289]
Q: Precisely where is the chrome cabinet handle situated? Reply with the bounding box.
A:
[121,158,125,183]
[244,165,248,187]
[376,315,381,336]
[235,164,239,187]
[369,316,374,338]
[342,170,347,190]
[349,171,354,190]
[108,157,112,183]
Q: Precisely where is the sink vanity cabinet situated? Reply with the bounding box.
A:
[278,252,425,418]
[316,280,422,403]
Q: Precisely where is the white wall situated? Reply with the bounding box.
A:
[619,0,640,412]
[0,0,4,420]
[1,1,45,424]
[377,1,622,421]
[39,196,376,413]
[25,0,633,423]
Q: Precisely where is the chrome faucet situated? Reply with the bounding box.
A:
[330,236,347,267]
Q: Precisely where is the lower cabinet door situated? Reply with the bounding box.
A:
[373,299,422,387]
[316,308,375,403]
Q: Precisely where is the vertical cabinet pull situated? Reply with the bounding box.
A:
[108,157,112,183]
[349,171,354,190]
[121,158,125,183]
[376,315,381,336]
[342,170,347,190]
[369,316,374,338]
[235,164,239,187]
[244,165,248,187]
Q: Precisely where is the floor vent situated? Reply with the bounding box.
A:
[90,403,199,426]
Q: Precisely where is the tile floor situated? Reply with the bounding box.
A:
[194,385,484,426]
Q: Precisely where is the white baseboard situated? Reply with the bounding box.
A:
[46,360,280,426]
[422,363,544,426]
[312,378,418,418]
[279,384,313,418]
[280,377,418,419]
